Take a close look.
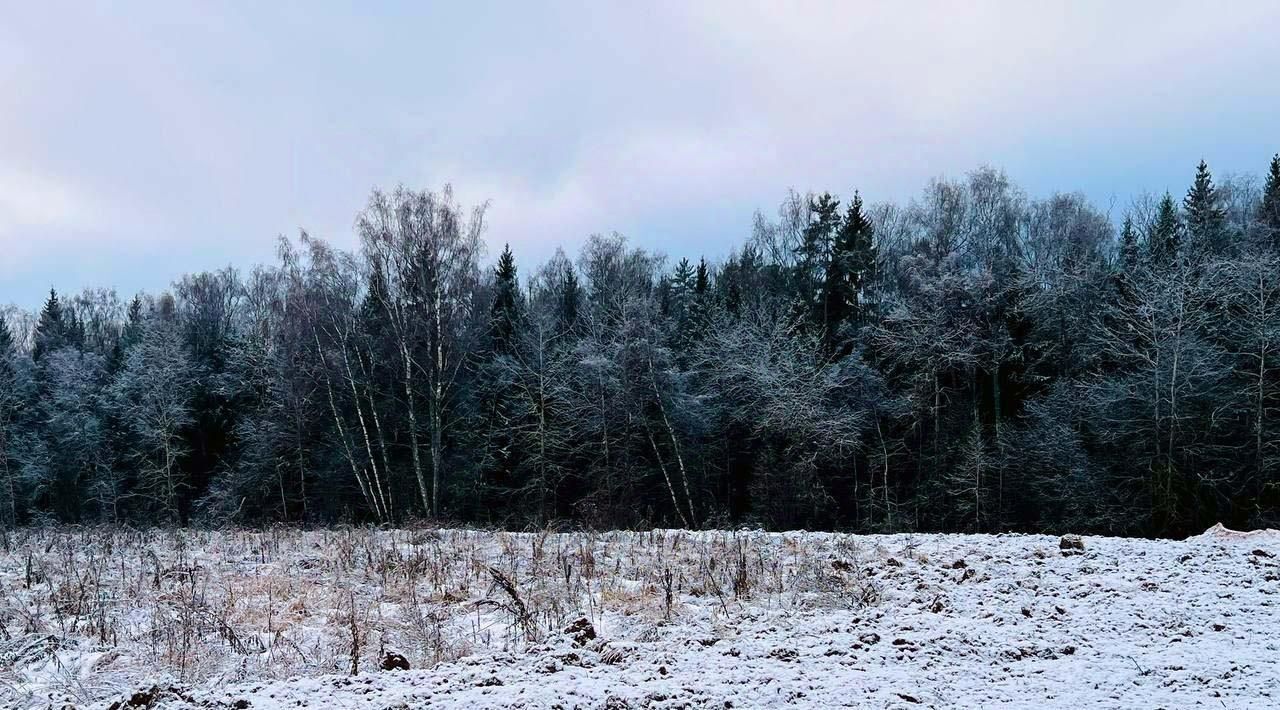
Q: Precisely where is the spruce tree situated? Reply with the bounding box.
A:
[0,317,18,525]
[1119,215,1140,272]
[790,192,840,338]
[33,288,66,362]
[65,309,86,350]
[1261,154,1280,249]
[109,295,146,373]
[656,276,672,317]
[819,190,876,349]
[721,245,760,317]
[489,244,521,354]
[694,258,709,296]
[841,191,876,327]
[1183,160,1228,258]
[1148,193,1181,267]
[688,258,712,338]
[558,269,580,335]
[477,245,524,507]
[669,257,699,354]
[800,193,841,264]
[671,258,696,304]
[359,260,393,360]
[0,316,15,425]
[0,315,13,372]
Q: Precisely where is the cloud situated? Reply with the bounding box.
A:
[0,168,98,235]
[2,1,1279,309]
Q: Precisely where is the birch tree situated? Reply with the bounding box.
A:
[357,186,484,516]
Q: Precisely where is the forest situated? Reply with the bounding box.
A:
[2,157,1280,538]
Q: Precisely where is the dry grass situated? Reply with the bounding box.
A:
[0,526,889,707]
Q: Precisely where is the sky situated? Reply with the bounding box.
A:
[3,1,1279,312]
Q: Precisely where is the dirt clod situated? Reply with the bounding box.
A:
[380,653,410,671]
[565,617,597,647]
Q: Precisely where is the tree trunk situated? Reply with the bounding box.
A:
[645,424,690,528]
[650,357,696,528]
[316,330,384,521]
[401,341,430,515]
[341,343,387,521]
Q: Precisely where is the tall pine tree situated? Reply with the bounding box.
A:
[837,191,877,329]
[1119,215,1140,272]
[489,244,522,354]
[1183,160,1228,259]
[558,269,580,335]
[33,288,67,362]
[1148,193,1182,267]
[1261,154,1280,249]
[797,193,842,331]
[0,316,18,524]
[475,244,525,507]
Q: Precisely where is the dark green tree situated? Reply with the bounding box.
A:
[1261,154,1280,248]
[671,258,696,306]
[1184,160,1228,258]
[33,288,67,362]
[558,268,580,334]
[0,317,17,524]
[688,257,712,338]
[473,245,527,510]
[0,317,16,373]
[1119,215,1140,272]
[107,295,146,374]
[489,244,522,354]
[719,245,762,317]
[1148,193,1182,267]
[695,258,709,295]
[797,194,842,325]
[831,191,877,334]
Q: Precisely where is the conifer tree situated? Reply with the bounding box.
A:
[109,296,146,373]
[1119,215,1140,272]
[0,317,15,383]
[1261,154,1280,248]
[839,191,877,327]
[558,269,580,335]
[33,288,66,362]
[694,258,709,296]
[0,317,17,524]
[1184,160,1228,258]
[720,245,760,317]
[668,258,700,354]
[812,190,877,350]
[687,258,712,339]
[798,194,842,324]
[473,244,527,510]
[489,244,522,354]
[671,258,696,308]
[1148,193,1182,267]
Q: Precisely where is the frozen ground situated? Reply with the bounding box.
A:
[1,525,1277,709]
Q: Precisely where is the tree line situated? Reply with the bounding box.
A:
[3,157,1280,536]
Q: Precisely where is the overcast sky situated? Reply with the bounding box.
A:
[3,1,1279,311]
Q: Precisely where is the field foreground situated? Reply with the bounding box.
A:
[1,526,1277,709]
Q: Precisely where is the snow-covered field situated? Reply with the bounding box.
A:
[1,526,1277,709]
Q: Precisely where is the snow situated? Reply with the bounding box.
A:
[1,527,1277,709]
